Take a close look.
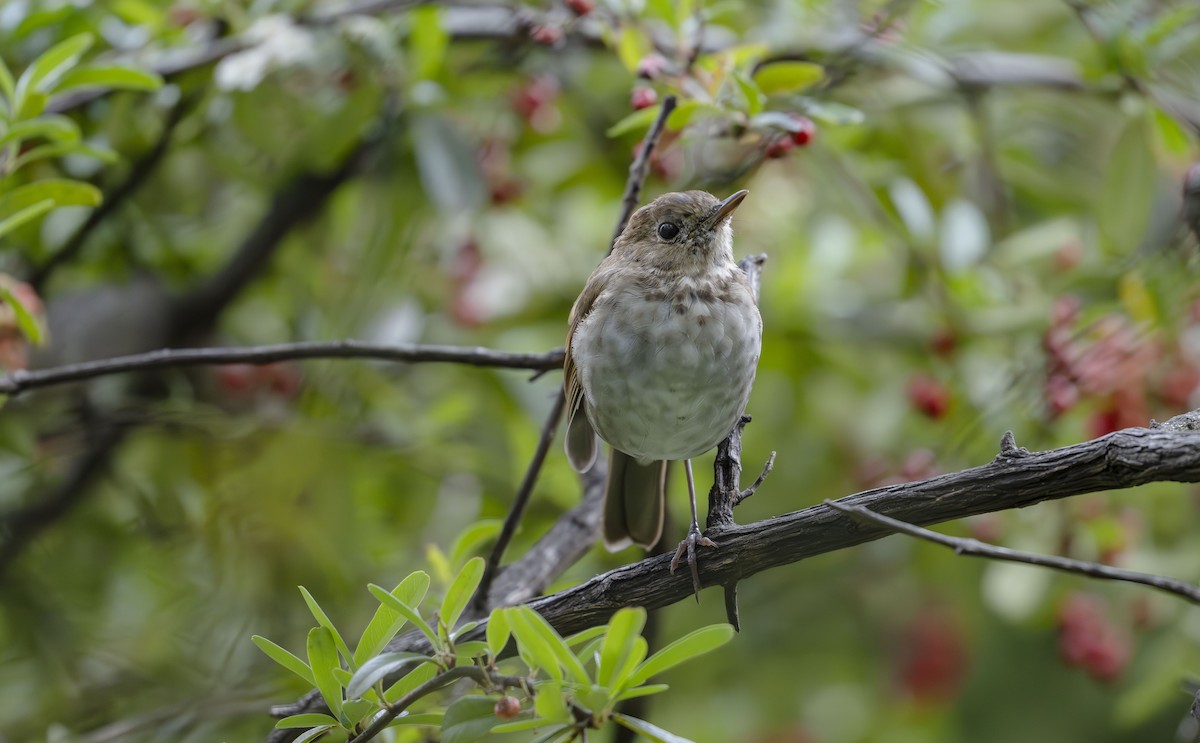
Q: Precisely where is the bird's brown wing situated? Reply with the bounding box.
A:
[562,263,610,472]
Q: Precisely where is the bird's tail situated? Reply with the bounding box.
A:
[603,450,667,550]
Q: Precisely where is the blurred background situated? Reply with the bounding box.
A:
[2,0,1200,741]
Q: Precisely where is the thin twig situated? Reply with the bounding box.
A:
[347,666,531,743]
[609,95,678,251]
[0,342,564,396]
[737,451,775,503]
[824,499,1200,604]
[474,95,682,610]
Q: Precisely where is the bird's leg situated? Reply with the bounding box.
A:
[671,458,718,600]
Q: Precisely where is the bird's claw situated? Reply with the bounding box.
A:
[670,524,718,601]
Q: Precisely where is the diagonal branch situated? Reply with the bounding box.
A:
[0,342,564,397]
[824,499,1200,604]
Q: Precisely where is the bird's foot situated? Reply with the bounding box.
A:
[670,523,718,602]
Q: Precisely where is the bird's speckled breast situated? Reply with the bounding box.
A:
[572,270,761,462]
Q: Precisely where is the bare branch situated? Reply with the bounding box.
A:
[609,95,679,250]
[824,500,1200,604]
[0,342,564,397]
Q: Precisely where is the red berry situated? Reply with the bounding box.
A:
[907,374,950,419]
[493,696,521,719]
[564,0,594,15]
[630,86,657,110]
[1044,374,1078,417]
[764,136,795,159]
[215,364,257,396]
[511,75,559,121]
[530,24,564,46]
[789,115,816,146]
[262,363,303,399]
[898,610,967,704]
[931,327,957,357]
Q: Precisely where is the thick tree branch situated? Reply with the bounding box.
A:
[0,342,564,396]
[825,500,1200,604]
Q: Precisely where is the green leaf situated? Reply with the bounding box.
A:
[292,724,338,743]
[51,65,163,95]
[276,714,340,729]
[441,695,501,743]
[367,584,439,647]
[533,680,571,723]
[453,640,489,662]
[666,100,723,131]
[1098,116,1154,254]
[112,0,164,29]
[612,636,647,692]
[492,717,545,734]
[752,61,825,95]
[565,625,606,648]
[507,608,561,681]
[528,725,574,743]
[613,713,696,743]
[353,571,431,666]
[0,282,44,346]
[307,627,344,722]
[11,140,118,172]
[509,607,589,685]
[0,179,101,223]
[299,587,354,668]
[801,98,865,125]
[614,683,669,702]
[626,623,734,688]
[251,635,315,685]
[17,33,94,99]
[441,556,484,633]
[486,607,510,659]
[409,6,448,81]
[449,520,502,568]
[734,72,763,116]
[15,92,48,120]
[616,26,651,73]
[606,105,661,138]
[0,57,15,112]
[384,662,438,703]
[0,115,81,148]
[598,607,645,688]
[346,652,430,700]
[0,200,54,242]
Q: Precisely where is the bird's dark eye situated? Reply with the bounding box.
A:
[657,222,679,240]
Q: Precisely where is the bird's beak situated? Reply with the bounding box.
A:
[705,189,749,228]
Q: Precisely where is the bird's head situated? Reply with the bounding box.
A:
[614,189,748,274]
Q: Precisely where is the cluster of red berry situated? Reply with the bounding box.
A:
[764,114,817,159]
[214,362,302,399]
[1056,593,1131,683]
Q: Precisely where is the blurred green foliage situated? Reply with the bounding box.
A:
[1,0,1200,741]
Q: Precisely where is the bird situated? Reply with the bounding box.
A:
[563,189,761,595]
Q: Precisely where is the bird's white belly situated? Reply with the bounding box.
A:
[572,287,760,462]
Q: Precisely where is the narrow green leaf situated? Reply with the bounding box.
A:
[11,140,118,172]
[626,623,735,688]
[451,620,480,641]
[0,115,81,148]
[441,556,484,632]
[506,608,562,682]
[299,587,354,668]
[307,627,344,722]
[734,72,763,116]
[532,680,571,723]
[342,698,374,724]
[598,607,645,688]
[491,717,544,734]
[51,65,163,95]
[611,636,647,692]
[112,0,164,29]
[384,662,438,703]
[453,641,488,661]
[16,92,48,120]
[528,725,574,743]
[574,637,603,670]
[510,607,589,685]
[353,571,430,666]
[292,724,337,743]
[346,652,430,700]
[0,57,15,111]
[486,607,510,659]
[0,282,44,346]
[441,695,501,743]
[367,584,438,647]
[666,100,723,131]
[409,6,448,81]
[387,712,444,726]
[276,714,339,729]
[17,33,94,97]
[616,26,650,73]
[251,635,315,685]
[752,60,825,95]
[449,520,502,568]
[0,179,101,223]
[565,625,607,648]
[1098,116,1154,254]
[614,683,669,702]
[606,105,661,138]
[0,200,54,243]
[613,713,696,743]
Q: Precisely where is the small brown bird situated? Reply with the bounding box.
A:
[563,189,761,590]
